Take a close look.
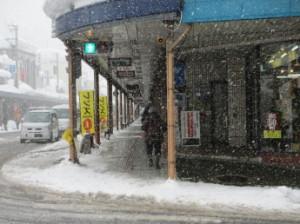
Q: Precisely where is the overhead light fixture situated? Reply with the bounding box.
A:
[281,52,287,58]
[277,73,300,79]
[292,45,299,51]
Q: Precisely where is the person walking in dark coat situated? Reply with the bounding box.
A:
[142,107,166,169]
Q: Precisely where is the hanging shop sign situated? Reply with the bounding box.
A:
[175,61,186,88]
[134,97,143,103]
[100,96,108,129]
[116,71,136,78]
[115,66,136,78]
[181,111,201,146]
[79,90,95,135]
[263,112,282,139]
[109,57,132,67]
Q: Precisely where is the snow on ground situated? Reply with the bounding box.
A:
[0,120,19,133]
[2,127,300,212]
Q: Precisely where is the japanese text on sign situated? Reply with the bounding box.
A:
[79,90,95,135]
[100,96,108,129]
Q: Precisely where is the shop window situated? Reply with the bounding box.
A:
[261,42,300,152]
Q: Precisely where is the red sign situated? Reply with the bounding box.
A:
[266,112,280,130]
[83,118,92,131]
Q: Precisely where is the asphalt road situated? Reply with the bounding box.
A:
[0,132,299,224]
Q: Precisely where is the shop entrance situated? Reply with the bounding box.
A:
[211,81,228,146]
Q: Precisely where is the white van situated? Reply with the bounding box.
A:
[52,104,69,135]
[20,109,59,143]
[52,104,80,135]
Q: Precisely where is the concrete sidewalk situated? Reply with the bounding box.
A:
[94,120,167,179]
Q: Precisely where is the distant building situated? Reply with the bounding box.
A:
[36,49,68,93]
[0,39,37,89]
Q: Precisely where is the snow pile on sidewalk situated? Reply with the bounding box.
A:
[2,138,300,212]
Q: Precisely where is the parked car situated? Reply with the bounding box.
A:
[52,104,80,135]
[52,104,69,135]
[20,109,59,143]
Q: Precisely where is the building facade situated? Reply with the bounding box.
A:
[0,40,37,88]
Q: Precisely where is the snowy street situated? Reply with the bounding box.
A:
[0,121,299,223]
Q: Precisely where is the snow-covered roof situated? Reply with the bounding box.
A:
[52,104,69,109]
[44,0,107,19]
[0,79,68,100]
[0,69,12,78]
[18,39,37,54]
[0,54,15,65]
[0,38,36,54]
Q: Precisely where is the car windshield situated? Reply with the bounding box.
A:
[24,112,51,123]
[54,109,69,119]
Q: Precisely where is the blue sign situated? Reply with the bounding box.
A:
[183,0,300,23]
[9,64,16,75]
[175,62,186,88]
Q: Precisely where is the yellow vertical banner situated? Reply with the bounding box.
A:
[79,90,95,135]
[100,96,108,129]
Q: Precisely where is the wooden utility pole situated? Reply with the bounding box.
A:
[131,100,134,121]
[94,68,101,145]
[66,45,80,164]
[115,89,119,130]
[127,98,131,124]
[166,25,192,180]
[124,94,127,127]
[120,91,123,128]
[108,78,113,134]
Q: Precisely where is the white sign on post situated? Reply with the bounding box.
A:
[181,111,200,146]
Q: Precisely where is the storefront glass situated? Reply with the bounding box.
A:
[261,42,300,152]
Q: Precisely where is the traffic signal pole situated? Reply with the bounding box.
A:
[94,68,101,145]
[166,25,191,180]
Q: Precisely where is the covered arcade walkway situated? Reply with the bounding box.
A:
[44,0,300,184]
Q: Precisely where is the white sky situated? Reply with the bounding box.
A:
[0,0,65,51]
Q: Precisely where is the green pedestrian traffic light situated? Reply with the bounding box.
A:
[83,42,97,55]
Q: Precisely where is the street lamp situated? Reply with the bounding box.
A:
[8,24,19,88]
